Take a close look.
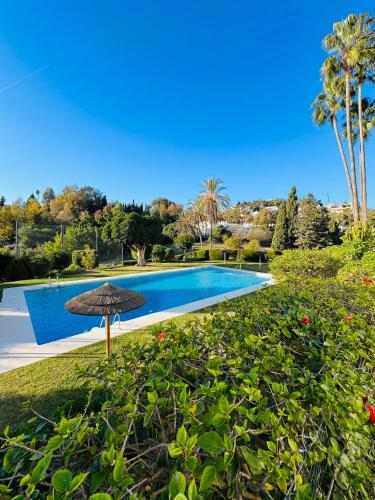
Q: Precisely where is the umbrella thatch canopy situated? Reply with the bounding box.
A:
[65,282,146,357]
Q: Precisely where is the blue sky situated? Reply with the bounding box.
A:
[0,0,374,207]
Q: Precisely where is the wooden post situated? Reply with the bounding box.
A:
[105,313,110,357]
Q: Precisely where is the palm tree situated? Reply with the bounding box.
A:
[199,178,230,248]
[323,13,375,223]
[312,77,354,206]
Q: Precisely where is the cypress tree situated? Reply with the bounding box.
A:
[272,202,288,250]
[285,186,298,248]
[296,194,331,249]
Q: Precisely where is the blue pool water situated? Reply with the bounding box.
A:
[24,266,269,345]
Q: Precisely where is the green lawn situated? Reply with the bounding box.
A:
[0,260,268,429]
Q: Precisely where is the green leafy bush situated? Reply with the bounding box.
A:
[270,249,342,280]
[209,224,232,243]
[264,247,276,261]
[243,240,261,261]
[1,281,374,498]
[195,249,209,260]
[208,248,223,260]
[151,244,166,262]
[337,252,375,284]
[4,257,31,281]
[61,263,85,275]
[164,247,175,261]
[72,246,98,270]
[223,235,243,250]
[0,248,13,279]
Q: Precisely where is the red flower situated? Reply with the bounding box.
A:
[157,332,167,342]
[366,403,375,424]
[362,277,373,286]
[301,316,311,325]
[343,313,353,321]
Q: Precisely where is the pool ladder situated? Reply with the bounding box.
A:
[99,314,121,328]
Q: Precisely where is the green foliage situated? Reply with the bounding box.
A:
[174,233,194,252]
[62,263,85,275]
[164,247,175,261]
[162,222,178,243]
[0,248,13,279]
[285,186,299,248]
[272,202,288,250]
[243,240,261,261]
[151,244,166,262]
[208,248,223,260]
[337,252,375,284]
[72,247,98,270]
[4,257,31,281]
[209,224,232,243]
[1,281,374,498]
[295,194,331,249]
[195,249,209,260]
[223,235,243,250]
[270,249,342,280]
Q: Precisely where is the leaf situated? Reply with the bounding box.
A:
[143,404,154,427]
[45,434,64,451]
[240,447,262,474]
[113,450,124,483]
[267,441,277,453]
[174,495,188,500]
[199,465,216,492]
[197,431,224,454]
[179,385,187,404]
[177,426,188,446]
[52,469,72,492]
[31,452,52,483]
[19,474,31,487]
[276,477,288,493]
[218,395,230,413]
[169,471,186,497]
[147,391,158,404]
[188,479,198,500]
[69,472,89,493]
[90,470,107,492]
[90,494,113,500]
[288,438,298,452]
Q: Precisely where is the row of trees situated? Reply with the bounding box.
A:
[272,187,340,250]
[312,13,374,223]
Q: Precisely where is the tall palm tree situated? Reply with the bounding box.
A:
[312,77,354,206]
[199,178,230,248]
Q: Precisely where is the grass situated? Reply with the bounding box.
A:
[0,260,268,429]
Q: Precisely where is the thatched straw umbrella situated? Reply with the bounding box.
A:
[65,282,146,357]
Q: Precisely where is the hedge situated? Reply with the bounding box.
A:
[270,249,342,280]
[0,280,374,498]
[208,248,223,260]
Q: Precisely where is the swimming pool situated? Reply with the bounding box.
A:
[24,266,271,345]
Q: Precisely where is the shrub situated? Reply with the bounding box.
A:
[1,281,374,498]
[195,249,209,260]
[49,251,71,271]
[164,247,175,261]
[61,263,85,275]
[243,240,261,261]
[4,257,31,281]
[151,244,166,262]
[208,248,223,260]
[270,249,342,280]
[337,252,375,284]
[174,233,194,253]
[223,235,243,250]
[264,247,276,261]
[0,248,13,279]
[25,251,51,278]
[72,246,98,270]
[209,224,232,243]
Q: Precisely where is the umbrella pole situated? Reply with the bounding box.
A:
[105,313,110,357]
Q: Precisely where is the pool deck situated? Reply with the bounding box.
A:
[0,266,272,374]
